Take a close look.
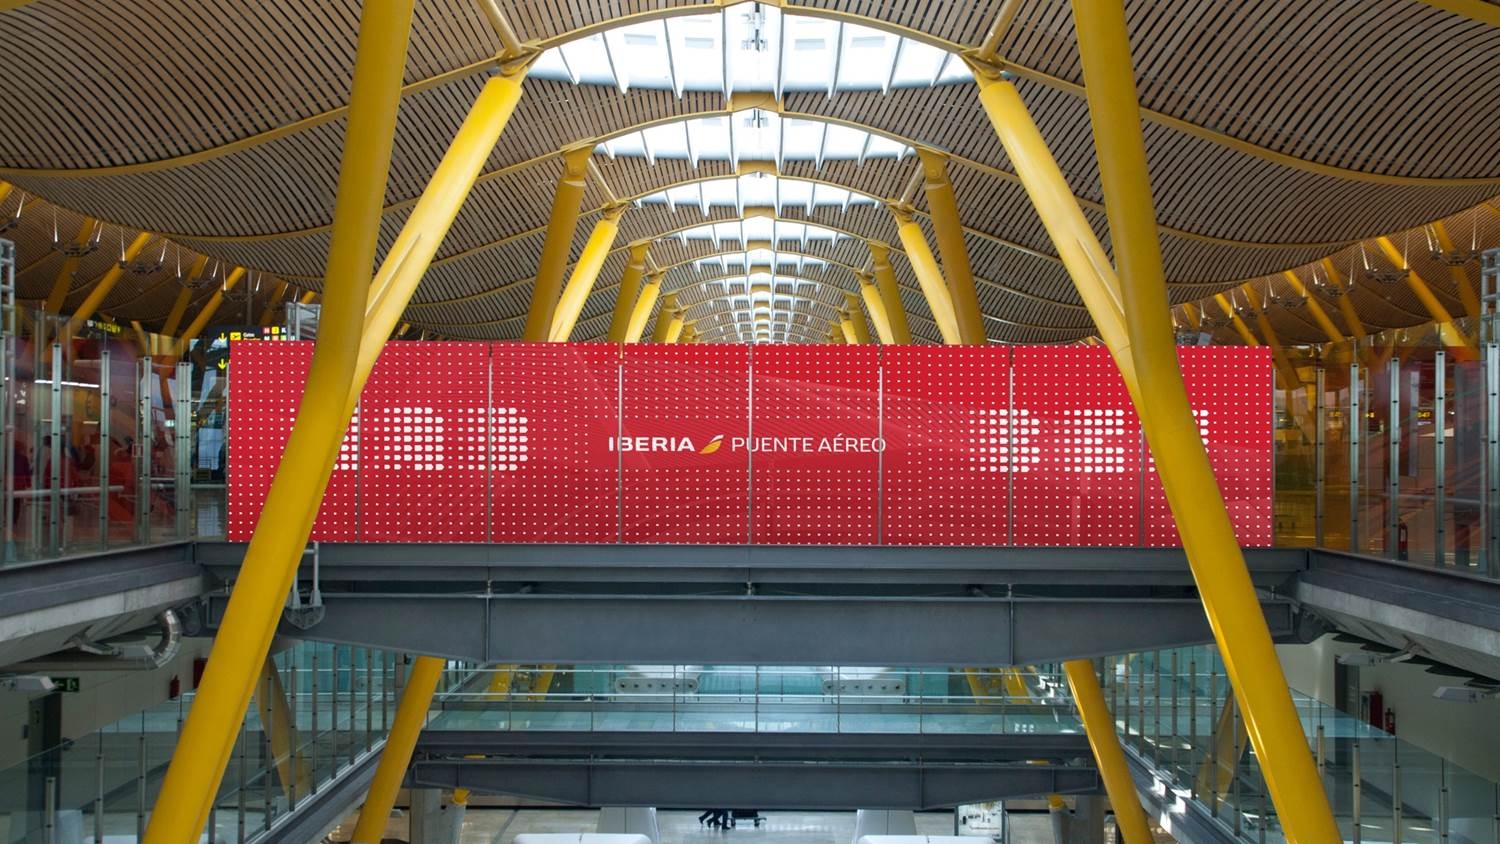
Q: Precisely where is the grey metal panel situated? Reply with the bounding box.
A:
[0,541,199,619]
[206,592,1296,666]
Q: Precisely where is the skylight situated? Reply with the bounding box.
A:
[529,5,972,97]
[599,113,912,168]
[637,175,879,216]
[691,249,827,275]
[673,219,850,250]
[678,272,847,344]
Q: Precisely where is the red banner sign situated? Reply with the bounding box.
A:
[229,342,1272,547]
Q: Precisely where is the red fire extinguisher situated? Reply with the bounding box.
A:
[168,674,181,700]
[1385,707,1396,735]
[1397,521,1409,561]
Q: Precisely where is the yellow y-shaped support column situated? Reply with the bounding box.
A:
[1067,1,1340,839]
[175,267,246,355]
[843,292,872,344]
[549,205,627,341]
[523,146,594,340]
[624,273,662,343]
[888,206,961,343]
[65,232,152,332]
[144,3,417,840]
[607,242,651,342]
[351,657,445,844]
[663,311,687,343]
[651,293,678,343]
[1375,235,1476,360]
[43,217,100,314]
[868,242,913,343]
[856,272,896,344]
[918,148,987,344]
[1063,662,1155,844]
[160,257,209,337]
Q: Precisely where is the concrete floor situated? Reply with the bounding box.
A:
[325,807,1109,844]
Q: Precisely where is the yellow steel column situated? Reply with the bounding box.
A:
[888,206,961,344]
[1062,661,1154,844]
[43,217,99,314]
[351,656,444,844]
[1279,271,1345,345]
[856,272,896,344]
[1375,236,1476,360]
[624,273,663,343]
[161,256,209,337]
[549,205,626,341]
[258,279,291,325]
[1244,289,1303,390]
[144,2,417,839]
[917,148,986,344]
[663,310,686,343]
[1068,2,1340,839]
[651,293,678,343]
[868,242,913,343]
[843,292,872,344]
[1431,221,1483,325]
[1320,258,1368,347]
[522,146,594,340]
[607,242,651,342]
[65,232,152,333]
[174,268,245,355]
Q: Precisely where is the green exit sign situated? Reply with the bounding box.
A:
[49,677,79,694]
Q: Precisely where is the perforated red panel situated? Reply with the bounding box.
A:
[359,343,489,541]
[1144,346,1274,547]
[750,345,880,544]
[1012,346,1141,546]
[489,343,619,543]
[621,344,749,544]
[879,346,933,545]
[226,341,358,541]
[923,346,1013,545]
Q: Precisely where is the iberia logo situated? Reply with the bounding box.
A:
[607,435,727,453]
[699,435,724,454]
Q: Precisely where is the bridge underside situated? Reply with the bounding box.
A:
[196,543,1307,666]
[408,731,1102,809]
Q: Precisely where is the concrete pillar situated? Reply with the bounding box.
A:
[596,807,660,844]
[851,810,916,844]
[408,788,446,844]
[1068,797,1106,844]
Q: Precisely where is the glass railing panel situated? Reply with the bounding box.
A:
[1357,363,1389,556]
[1449,355,1487,572]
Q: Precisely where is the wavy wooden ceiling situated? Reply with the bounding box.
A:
[0,0,1496,345]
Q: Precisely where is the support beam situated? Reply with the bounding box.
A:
[1375,236,1476,360]
[1244,290,1303,390]
[258,279,291,326]
[843,292,872,344]
[888,205,960,344]
[352,656,444,844]
[43,217,99,314]
[1319,258,1368,346]
[175,267,246,354]
[868,242,912,343]
[625,273,663,343]
[161,256,209,337]
[651,293,678,343]
[65,232,152,333]
[1431,221,1483,325]
[1213,294,1259,347]
[917,148,986,344]
[522,146,594,341]
[144,3,419,840]
[549,205,627,341]
[856,271,895,344]
[664,309,686,344]
[1062,661,1153,844]
[1064,3,1341,839]
[1278,270,1345,345]
[607,242,651,342]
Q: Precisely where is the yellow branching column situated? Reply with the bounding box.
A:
[888,206,961,343]
[65,232,152,332]
[651,292,678,343]
[175,267,245,355]
[868,241,912,343]
[161,256,209,337]
[550,205,627,341]
[607,242,651,342]
[624,273,663,343]
[1062,662,1154,844]
[143,3,418,841]
[663,310,686,344]
[1375,235,1476,361]
[856,271,896,344]
[843,292,872,344]
[917,148,986,344]
[1068,1,1341,839]
[522,146,594,340]
[43,217,99,314]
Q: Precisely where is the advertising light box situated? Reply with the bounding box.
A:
[228,342,1272,547]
